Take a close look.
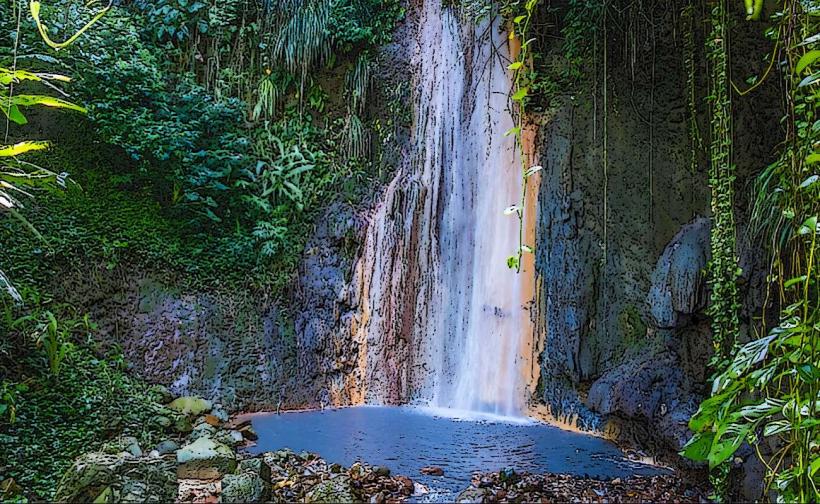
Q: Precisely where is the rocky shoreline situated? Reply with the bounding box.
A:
[8,391,705,503]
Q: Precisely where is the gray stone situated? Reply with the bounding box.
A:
[176,437,237,479]
[155,440,179,456]
[220,472,268,503]
[238,458,271,483]
[647,218,710,329]
[214,429,244,447]
[455,487,489,503]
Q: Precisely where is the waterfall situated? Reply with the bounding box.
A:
[348,0,530,418]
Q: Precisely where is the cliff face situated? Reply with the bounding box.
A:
[530,2,780,452]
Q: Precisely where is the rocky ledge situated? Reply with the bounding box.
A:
[455,471,707,503]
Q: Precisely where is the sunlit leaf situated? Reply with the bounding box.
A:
[511,87,528,102]
[0,141,50,157]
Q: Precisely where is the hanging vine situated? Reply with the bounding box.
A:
[705,0,740,368]
[503,0,541,272]
[704,0,740,497]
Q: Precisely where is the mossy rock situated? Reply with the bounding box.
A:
[305,475,356,503]
[167,396,213,417]
[220,472,269,503]
[176,437,236,479]
[55,452,176,503]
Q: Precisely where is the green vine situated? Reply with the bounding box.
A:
[704,0,740,497]
[504,0,541,272]
[705,0,741,369]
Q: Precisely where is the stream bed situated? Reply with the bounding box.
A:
[243,406,663,497]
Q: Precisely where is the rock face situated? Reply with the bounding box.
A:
[52,269,298,412]
[530,4,779,450]
[54,452,177,503]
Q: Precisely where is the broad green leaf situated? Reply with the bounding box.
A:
[796,363,820,383]
[30,0,111,50]
[807,153,820,164]
[0,69,70,85]
[798,215,818,235]
[513,15,526,23]
[681,431,714,462]
[796,50,820,74]
[11,94,86,113]
[689,388,738,432]
[507,61,524,70]
[0,141,49,157]
[811,456,820,477]
[511,87,528,102]
[763,419,791,436]
[798,72,820,87]
[3,104,27,125]
[708,425,750,469]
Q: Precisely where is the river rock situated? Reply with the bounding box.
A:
[239,424,258,441]
[155,440,179,456]
[456,487,489,503]
[215,429,245,447]
[176,437,237,479]
[420,466,444,476]
[305,474,356,503]
[54,452,176,503]
[189,421,217,441]
[238,458,271,483]
[395,476,413,496]
[220,471,269,503]
[122,436,142,458]
[168,396,213,417]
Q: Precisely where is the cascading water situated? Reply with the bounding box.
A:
[349,0,531,418]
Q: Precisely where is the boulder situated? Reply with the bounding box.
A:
[220,472,269,503]
[646,218,710,329]
[54,452,176,503]
[238,458,271,483]
[155,440,179,456]
[167,396,213,417]
[455,486,489,503]
[188,421,217,441]
[305,475,356,503]
[176,437,237,479]
[214,429,245,447]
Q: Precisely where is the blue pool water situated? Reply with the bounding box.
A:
[244,406,662,496]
